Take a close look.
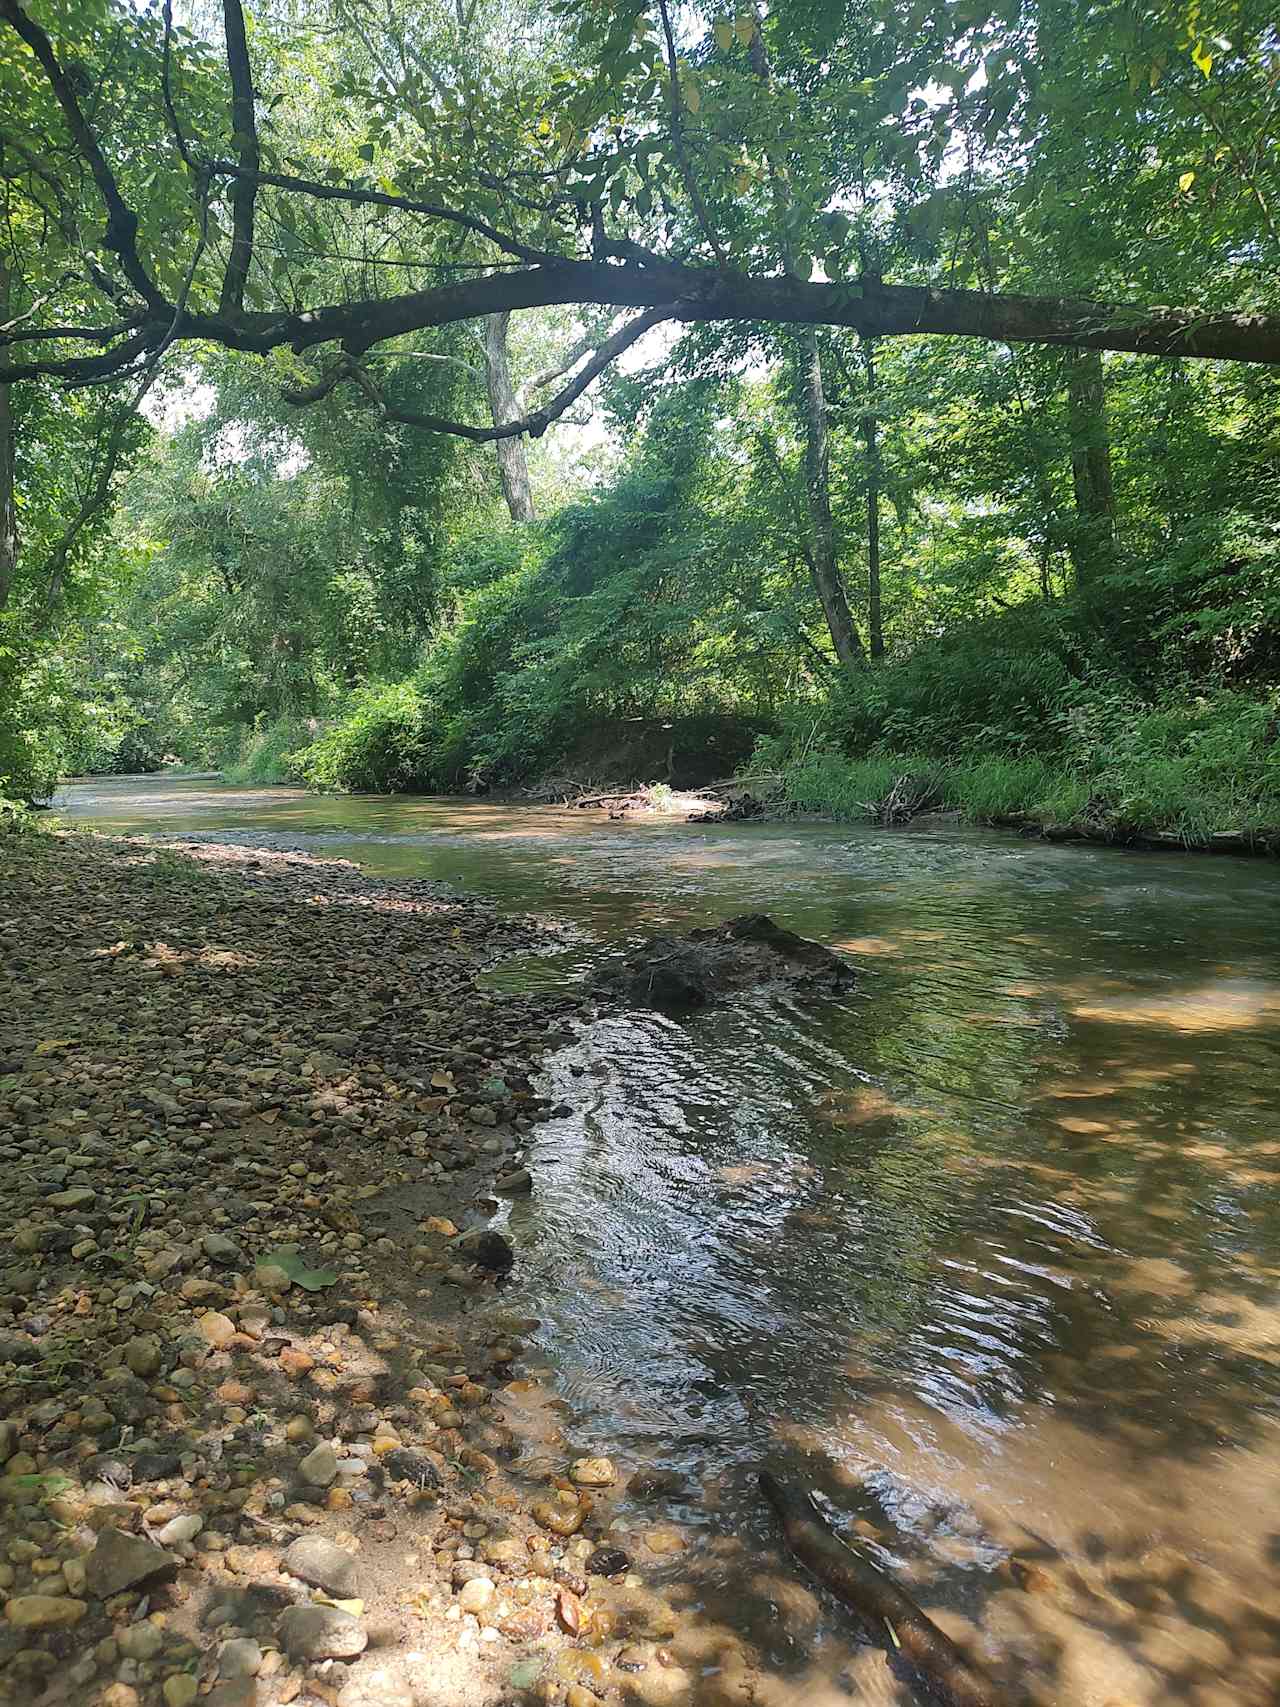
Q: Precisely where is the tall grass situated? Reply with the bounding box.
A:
[778,693,1280,844]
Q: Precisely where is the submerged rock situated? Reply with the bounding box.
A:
[456,1228,515,1273]
[593,913,855,1012]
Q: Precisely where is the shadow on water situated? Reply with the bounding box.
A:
[58,775,1280,1704]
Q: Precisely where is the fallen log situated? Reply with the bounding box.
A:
[759,1469,1001,1707]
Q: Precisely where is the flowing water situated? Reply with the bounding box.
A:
[58,776,1280,1706]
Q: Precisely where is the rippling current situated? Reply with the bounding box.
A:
[59,777,1280,1706]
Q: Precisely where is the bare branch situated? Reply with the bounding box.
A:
[219,0,260,315]
[654,0,728,267]
[286,305,677,442]
[516,321,619,407]
[206,162,559,265]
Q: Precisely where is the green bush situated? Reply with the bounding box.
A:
[221,716,316,785]
[0,795,44,835]
[289,685,440,793]
[820,607,1087,757]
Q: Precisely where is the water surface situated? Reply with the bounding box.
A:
[59,776,1280,1705]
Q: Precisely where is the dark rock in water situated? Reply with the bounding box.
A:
[593,913,855,1013]
[628,1467,686,1500]
[381,1448,442,1488]
[456,1229,515,1273]
[586,1547,631,1577]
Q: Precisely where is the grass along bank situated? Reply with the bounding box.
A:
[777,741,1280,851]
[761,687,1280,851]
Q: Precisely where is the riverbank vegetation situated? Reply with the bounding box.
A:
[2,0,1278,849]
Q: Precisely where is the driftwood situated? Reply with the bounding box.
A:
[759,1470,1000,1707]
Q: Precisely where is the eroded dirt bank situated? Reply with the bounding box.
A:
[0,833,695,1707]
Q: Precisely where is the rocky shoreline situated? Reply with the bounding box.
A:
[0,833,697,1707]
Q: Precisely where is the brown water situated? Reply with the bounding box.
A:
[58,777,1280,1706]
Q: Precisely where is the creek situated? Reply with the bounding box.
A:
[58,774,1280,1705]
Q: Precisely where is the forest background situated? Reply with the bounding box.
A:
[3,0,1278,843]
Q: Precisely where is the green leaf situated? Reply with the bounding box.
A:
[713,18,734,51]
[264,1246,339,1291]
[357,143,376,162]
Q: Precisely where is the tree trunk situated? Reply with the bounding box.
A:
[482,312,535,523]
[0,262,15,611]
[798,331,866,670]
[0,384,14,615]
[1065,348,1116,583]
[861,338,884,659]
[745,6,864,672]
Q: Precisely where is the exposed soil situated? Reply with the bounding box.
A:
[0,833,703,1707]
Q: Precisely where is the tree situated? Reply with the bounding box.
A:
[2,0,1278,432]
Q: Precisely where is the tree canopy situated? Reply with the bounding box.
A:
[3,0,1279,436]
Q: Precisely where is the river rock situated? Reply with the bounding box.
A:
[281,1535,355,1595]
[278,1603,367,1660]
[494,1167,532,1193]
[196,1311,237,1349]
[0,1331,40,1365]
[155,1513,203,1545]
[381,1447,442,1488]
[532,1495,584,1536]
[457,1576,495,1615]
[46,1186,97,1210]
[570,1456,616,1487]
[298,1442,338,1487]
[85,1528,179,1598]
[217,1637,262,1678]
[629,1468,685,1500]
[124,1334,162,1377]
[118,1622,165,1660]
[4,1595,87,1630]
[202,1233,242,1266]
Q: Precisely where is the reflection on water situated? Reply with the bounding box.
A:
[59,776,1280,1704]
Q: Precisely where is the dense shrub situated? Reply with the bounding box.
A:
[290,686,442,793]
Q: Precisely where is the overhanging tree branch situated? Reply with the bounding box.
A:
[6,263,1280,389]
